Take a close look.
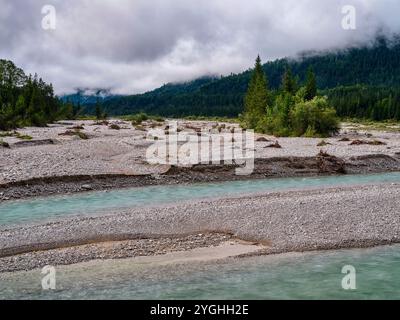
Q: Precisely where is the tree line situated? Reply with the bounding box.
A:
[89,36,400,121]
[241,56,339,137]
[0,59,76,131]
[326,85,400,121]
[3,35,400,131]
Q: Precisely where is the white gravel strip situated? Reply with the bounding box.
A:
[2,120,400,184]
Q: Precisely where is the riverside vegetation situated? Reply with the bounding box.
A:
[241,56,339,137]
[0,60,77,131]
[78,37,400,122]
[2,37,400,134]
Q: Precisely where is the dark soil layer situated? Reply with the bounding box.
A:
[1,154,399,201]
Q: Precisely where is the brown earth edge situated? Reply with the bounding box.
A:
[1,153,400,201]
[1,232,398,273]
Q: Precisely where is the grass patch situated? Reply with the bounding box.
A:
[59,129,89,140]
[342,119,400,132]
[121,113,164,125]
[183,115,239,123]
[0,132,13,138]
[15,132,32,140]
[76,115,97,120]
[0,131,32,140]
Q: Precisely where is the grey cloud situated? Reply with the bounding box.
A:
[1,0,399,95]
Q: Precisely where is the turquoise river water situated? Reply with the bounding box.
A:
[1,171,400,226]
[0,172,400,299]
[1,244,400,299]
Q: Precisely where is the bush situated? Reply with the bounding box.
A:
[15,132,33,140]
[0,131,32,140]
[153,116,165,122]
[128,112,149,125]
[290,97,339,137]
[254,97,339,137]
[59,129,88,140]
[302,126,318,138]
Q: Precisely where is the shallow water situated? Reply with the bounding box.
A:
[1,244,400,299]
[1,172,400,226]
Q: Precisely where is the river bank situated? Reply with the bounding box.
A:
[1,119,400,201]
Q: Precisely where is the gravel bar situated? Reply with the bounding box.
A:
[1,182,399,272]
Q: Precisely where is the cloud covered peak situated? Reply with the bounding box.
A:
[1,0,399,95]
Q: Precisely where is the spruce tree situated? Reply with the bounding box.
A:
[304,68,317,101]
[282,67,296,95]
[95,100,103,120]
[243,55,269,128]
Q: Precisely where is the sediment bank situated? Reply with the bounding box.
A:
[1,182,399,272]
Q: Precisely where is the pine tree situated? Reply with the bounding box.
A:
[95,100,104,120]
[304,68,317,101]
[282,67,296,95]
[243,55,269,128]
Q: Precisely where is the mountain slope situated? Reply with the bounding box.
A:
[85,37,400,117]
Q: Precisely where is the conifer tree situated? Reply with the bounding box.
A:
[95,100,104,120]
[304,68,317,101]
[243,55,269,128]
[282,67,296,95]
[0,59,73,129]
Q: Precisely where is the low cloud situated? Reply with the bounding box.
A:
[1,0,399,95]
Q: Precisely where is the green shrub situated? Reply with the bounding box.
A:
[15,132,33,140]
[128,112,149,125]
[58,129,88,140]
[153,116,165,122]
[0,132,13,137]
[303,126,318,138]
[290,97,339,137]
[0,131,32,140]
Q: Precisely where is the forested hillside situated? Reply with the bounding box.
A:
[0,60,74,130]
[86,37,400,120]
[325,85,400,120]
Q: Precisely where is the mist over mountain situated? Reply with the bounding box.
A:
[76,37,400,119]
[61,88,120,106]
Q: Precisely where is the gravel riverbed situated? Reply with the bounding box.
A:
[2,119,400,201]
[0,233,235,273]
[1,182,399,272]
[1,119,400,185]
[1,120,400,273]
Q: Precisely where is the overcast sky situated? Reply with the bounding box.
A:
[1,0,399,95]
